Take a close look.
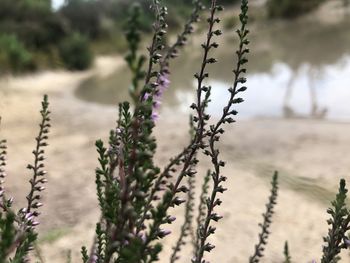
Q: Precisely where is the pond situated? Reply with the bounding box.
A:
[76,17,350,121]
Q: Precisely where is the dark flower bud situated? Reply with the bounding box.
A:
[190,103,197,110]
[204,242,215,252]
[211,42,219,48]
[153,53,162,60]
[213,30,222,36]
[216,185,227,193]
[172,197,185,206]
[232,98,244,104]
[32,202,43,209]
[238,86,247,92]
[225,117,235,123]
[210,213,223,222]
[157,229,171,238]
[166,216,176,224]
[177,185,189,193]
[208,226,216,234]
[214,199,222,206]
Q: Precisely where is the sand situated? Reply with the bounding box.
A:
[1,54,350,263]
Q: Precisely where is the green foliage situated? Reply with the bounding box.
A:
[124,4,147,102]
[0,212,16,262]
[0,34,34,73]
[0,0,66,49]
[60,0,105,39]
[249,172,279,263]
[59,0,238,37]
[283,241,292,263]
[0,95,50,262]
[59,33,93,70]
[81,246,89,263]
[0,0,71,72]
[321,179,350,263]
[267,0,324,19]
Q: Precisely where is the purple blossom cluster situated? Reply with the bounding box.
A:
[143,73,171,121]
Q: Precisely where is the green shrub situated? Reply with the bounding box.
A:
[0,0,67,49]
[267,0,324,18]
[59,33,93,71]
[0,34,34,73]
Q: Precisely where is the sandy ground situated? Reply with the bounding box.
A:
[1,55,350,263]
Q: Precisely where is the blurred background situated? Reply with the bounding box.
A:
[1,0,350,262]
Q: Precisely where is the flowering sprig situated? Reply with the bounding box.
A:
[147,0,205,121]
[0,96,50,262]
[143,0,168,88]
[321,179,350,263]
[0,120,14,214]
[170,175,196,263]
[249,172,279,263]
[193,1,249,262]
[160,0,205,75]
[193,170,211,255]
[0,137,7,206]
[124,3,147,103]
[141,1,223,259]
[14,94,51,260]
[283,241,292,263]
[170,117,197,263]
[81,2,171,260]
[25,94,50,216]
[0,123,17,261]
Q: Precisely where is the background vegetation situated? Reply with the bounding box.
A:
[0,0,338,73]
[267,0,325,18]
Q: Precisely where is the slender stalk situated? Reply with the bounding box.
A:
[193,170,210,255]
[25,95,50,215]
[194,1,249,262]
[249,172,279,263]
[170,167,196,263]
[159,0,204,74]
[142,0,220,253]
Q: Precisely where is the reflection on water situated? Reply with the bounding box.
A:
[206,58,350,120]
[76,17,350,121]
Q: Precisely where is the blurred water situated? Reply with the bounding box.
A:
[76,18,350,121]
[52,0,64,10]
[205,57,350,120]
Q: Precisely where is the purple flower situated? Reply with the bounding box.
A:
[90,255,98,263]
[157,229,171,238]
[158,73,170,91]
[345,238,350,247]
[143,73,171,121]
[151,112,159,121]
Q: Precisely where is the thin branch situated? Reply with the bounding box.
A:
[249,172,279,263]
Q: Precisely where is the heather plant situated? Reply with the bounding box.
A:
[1,0,350,263]
[0,96,50,262]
